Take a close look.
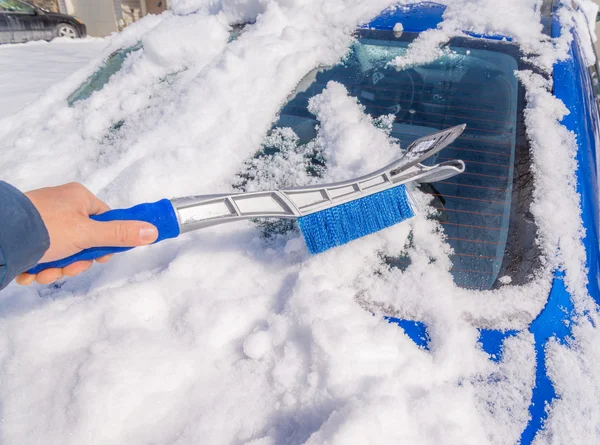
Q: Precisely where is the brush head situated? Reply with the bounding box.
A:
[298,185,414,254]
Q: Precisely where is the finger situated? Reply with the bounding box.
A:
[15,273,37,286]
[72,183,110,216]
[86,220,159,248]
[36,268,64,285]
[95,254,113,264]
[62,261,93,277]
[63,182,111,216]
[87,193,111,216]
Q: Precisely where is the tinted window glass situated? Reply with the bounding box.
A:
[67,43,142,106]
[68,27,247,106]
[270,30,540,290]
[0,0,34,13]
[588,61,600,114]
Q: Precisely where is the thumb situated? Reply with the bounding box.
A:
[85,220,159,248]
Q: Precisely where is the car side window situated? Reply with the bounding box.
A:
[0,0,35,14]
[588,62,600,114]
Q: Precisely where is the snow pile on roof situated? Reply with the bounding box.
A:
[0,0,598,444]
[393,0,575,72]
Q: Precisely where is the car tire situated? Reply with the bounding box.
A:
[56,23,79,39]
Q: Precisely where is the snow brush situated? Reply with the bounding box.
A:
[29,125,466,274]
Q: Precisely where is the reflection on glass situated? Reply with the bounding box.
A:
[67,42,142,106]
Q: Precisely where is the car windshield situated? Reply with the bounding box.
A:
[67,43,142,106]
[67,26,246,106]
[269,29,540,290]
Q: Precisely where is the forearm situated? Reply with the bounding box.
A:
[0,181,50,290]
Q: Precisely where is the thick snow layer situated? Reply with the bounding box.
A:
[0,1,598,444]
[0,38,107,119]
[392,0,575,72]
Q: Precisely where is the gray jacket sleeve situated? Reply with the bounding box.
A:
[0,182,50,290]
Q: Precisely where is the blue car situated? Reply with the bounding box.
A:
[264,3,598,444]
[65,2,599,443]
[348,3,598,444]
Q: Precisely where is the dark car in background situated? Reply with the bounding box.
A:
[0,0,86,44]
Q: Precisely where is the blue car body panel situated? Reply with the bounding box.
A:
[367,3,600,444]
[556,33,600,306]
[363,2,511,40]
[520,17,600,441]
[520,272,574,443]
[364,2,445,32]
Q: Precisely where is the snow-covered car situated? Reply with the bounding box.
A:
[250,6,600,442]
[1,1,599,444]
[354,4,600,445]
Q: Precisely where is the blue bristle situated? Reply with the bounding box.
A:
[298,185,414,254]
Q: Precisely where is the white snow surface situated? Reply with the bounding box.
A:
[0,1,598,444]
[0,38,107,119]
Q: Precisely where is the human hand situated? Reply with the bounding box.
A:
[16,183,158,285]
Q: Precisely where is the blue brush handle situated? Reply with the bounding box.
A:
[28,198,180,274]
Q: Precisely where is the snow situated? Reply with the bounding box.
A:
[392,0,575,72]
[0,38,107,119]
[243,329,272,359]
[534,315,600,445]
[515,69,588,309]
[0,1,598,444]
[307,81,399,180]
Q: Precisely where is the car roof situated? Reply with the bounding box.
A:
[363,2,445,33]
[363,2,513,41]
